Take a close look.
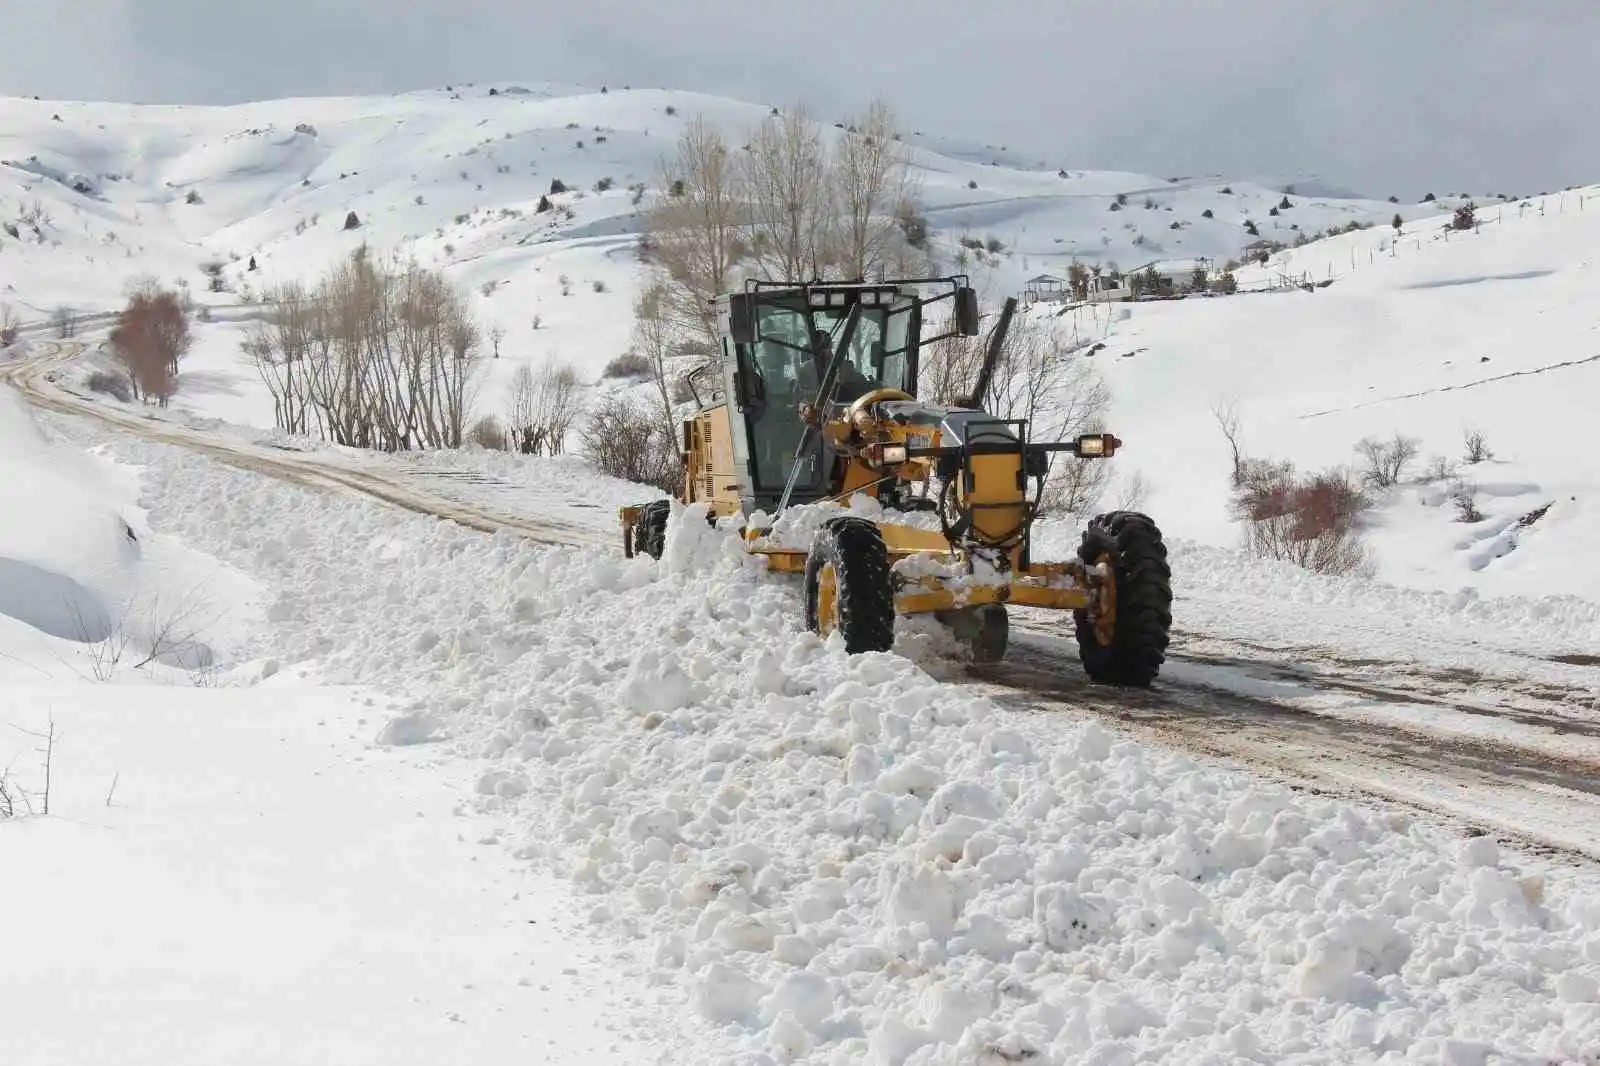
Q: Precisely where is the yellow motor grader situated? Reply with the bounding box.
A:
[619,276,1171,685]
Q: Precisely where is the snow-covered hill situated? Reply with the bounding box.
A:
[1,83,1405,416]
[1,83,1593,601]
[1050,186,1600,599]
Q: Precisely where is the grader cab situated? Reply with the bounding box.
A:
[619,276,1171,685]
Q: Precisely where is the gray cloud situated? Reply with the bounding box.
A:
[3,0,1594,196]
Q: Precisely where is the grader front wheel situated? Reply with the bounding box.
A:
[1073,511,1172,686]
[804,517,895,654]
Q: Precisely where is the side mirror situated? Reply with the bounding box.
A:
[728,294,757,344]
[954,286,980,336]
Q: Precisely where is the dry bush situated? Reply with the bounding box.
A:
[1462,426,1493,464]
[1232,458,1370,575]
[506,361,581,455]
[1450,478,1483,522]
[1421,454,1458,482]
[0,302,19,347]
[86,371,132,401]
[581,394,679,491]
[469,414,509,451]
[245,249,483,449]
[51,305,78,338]
[1355,432,1420,488]
[109,283,191,406]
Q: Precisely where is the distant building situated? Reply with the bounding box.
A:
[1023,274,1067,304]
[1127,257,1212,295]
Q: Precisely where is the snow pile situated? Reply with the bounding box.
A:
[103,427,1600,1065]
[750,495,945,553]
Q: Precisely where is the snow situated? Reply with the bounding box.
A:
[31,412,1595,1065]
[4,81,1600,1066]
[1036,185,1600,599]
[0,366,721,1065]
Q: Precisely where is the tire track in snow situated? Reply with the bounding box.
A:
[1,342,606,547]
[975,625,1600,863]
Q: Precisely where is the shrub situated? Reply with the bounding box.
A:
[592,279,608,293]
[603,351,651,379]
[1451,203,1477,230]
[1422,192,1436,203]
[1201,208,1213,219]
[1450,478,1483,522]
[595,177,614,193]
[1232,458,1370,575]
[1422,455,1458,482]
[1392,213,1403,231]
[1462,427,1493,463]
[664,105,678,116]
[549,178,568,195]
[185,189,202,205]
[967,180,978,190]
[537,194,553,213]
[85,371,130,401]
[1355,432,1421,488]
[581,395,678,491]
[1211,271,1238,295]
[985,236,1004,254]
[343,211,361,230]
[469,414,509,451]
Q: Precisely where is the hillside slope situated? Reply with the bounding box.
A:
[1,83,1404,414]
[2,83,1590,601]
[1050,186,1600,599]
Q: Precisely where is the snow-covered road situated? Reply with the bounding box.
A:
[10,340,1599,863]
[9,373,1600,1063]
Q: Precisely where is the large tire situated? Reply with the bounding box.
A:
[1073,511,1171,686]
[631,500,670,560]
[804,517,895,654]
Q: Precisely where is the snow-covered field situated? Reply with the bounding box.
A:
[0,385,1593,1064]
[4,81,1600,1065]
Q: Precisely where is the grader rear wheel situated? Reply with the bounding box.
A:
[630,500,671,560]
[1073,511,1171,686]
[804,517,895,654]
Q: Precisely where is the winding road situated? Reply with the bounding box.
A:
[6,337,1599,863]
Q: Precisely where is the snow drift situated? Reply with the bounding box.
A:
[98,423,1600,1066]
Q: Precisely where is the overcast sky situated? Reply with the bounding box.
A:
[6,0,1595,197]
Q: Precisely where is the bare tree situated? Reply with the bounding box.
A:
[633,281,682,460]
[1211,398,1245,485]
[917,314,985,405]
[488,322,506,359]
[743,104,830,281]
[506,361,581,455]
[643,116,746,347]
[1355,432,1421,488]
[109,284,190,406]
[829,99,919,281]
[980,314,1114,517]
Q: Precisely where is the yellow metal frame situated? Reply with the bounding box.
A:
[740,521,1094,615]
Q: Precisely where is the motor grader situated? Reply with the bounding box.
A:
[618,276,1171,685]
